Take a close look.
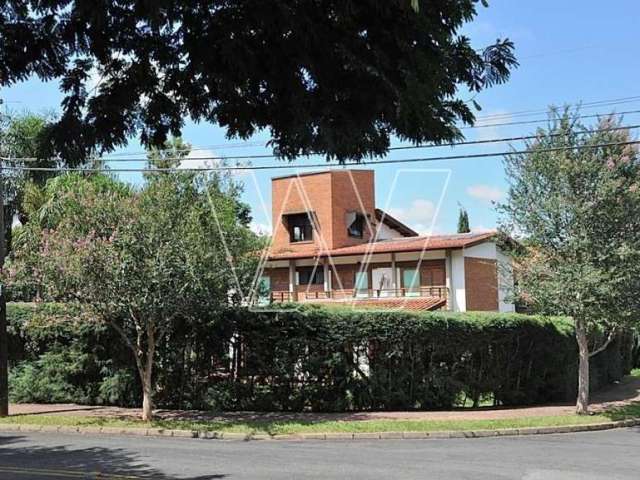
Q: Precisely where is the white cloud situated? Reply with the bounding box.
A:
[470,224,496,234]
[250,222,272,235]
[179,149,220,170]
[466,184,504,203]
[178,149,251,177]
[388,199,444,235]
[410,223,447,236]
[388,199,437,224]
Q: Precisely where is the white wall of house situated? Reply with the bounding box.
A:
[463,241,497,259]
[376,222,404,240]
[450,249,466,312]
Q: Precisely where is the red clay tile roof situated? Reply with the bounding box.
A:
[303,296,447,311]
[267,231,497,260]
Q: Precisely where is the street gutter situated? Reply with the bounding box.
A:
[0,418,638,441]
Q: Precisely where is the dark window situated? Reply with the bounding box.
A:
[298,267,324,285]
[347,213,365,238]
[287,213,313,242]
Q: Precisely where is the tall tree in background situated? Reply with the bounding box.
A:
[457,207,470,233]
[145,137,191,175]
[1,1,516,163]
[0,112,58,246]
[7,172,259,420]
[499,112,640,414]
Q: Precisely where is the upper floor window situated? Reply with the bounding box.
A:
[347,212,365,238]
[287,213,313,242]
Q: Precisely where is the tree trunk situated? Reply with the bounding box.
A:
[141,381,153,422]
[575,318,590,415]
[139,325,156,422]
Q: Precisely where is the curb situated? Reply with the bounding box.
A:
[0,418,638,441]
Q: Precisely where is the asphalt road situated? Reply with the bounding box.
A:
[0,427,639,479]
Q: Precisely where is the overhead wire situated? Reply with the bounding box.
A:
[2,122,638,165]
[0,139,637,174]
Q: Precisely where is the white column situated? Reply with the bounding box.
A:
[391,252,397,296]
[445,250,453,310]
[288,259,297,301]
[450,249,466,312]
[323,259,330,296]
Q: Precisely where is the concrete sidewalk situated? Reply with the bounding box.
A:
[8,374,640,423]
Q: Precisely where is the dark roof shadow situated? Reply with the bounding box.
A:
[0,435,225,479]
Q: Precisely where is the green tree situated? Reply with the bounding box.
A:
[498,111,640,414]
[0,112,60,251]
[7,172,259,420]
[145,137,191,175]
[457,207,470,233]
[1,1,516,163]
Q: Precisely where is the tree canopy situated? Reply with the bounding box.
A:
[498,111,640,413]
[7,171,260,419]
[1,1,516,163]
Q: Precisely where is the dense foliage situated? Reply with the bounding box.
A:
[499,112,640,413]
[6,172,260,419]
[8,304,635,412]
[1,1,516,162]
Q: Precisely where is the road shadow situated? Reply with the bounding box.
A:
[0,434,225,479]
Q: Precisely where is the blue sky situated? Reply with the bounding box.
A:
[3,0,640,235]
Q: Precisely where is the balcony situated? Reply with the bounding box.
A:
[268,285,448,306]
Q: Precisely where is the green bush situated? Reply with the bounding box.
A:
[8,302,139,407]
[7,302,635,412]
[10,350,94,403]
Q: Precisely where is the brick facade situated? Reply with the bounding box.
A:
[261,169,508,312]
[464,257,499,311]
[270,170,375,255]
[268,267,289,292]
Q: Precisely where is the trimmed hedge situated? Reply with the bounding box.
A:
[7,303,636,411]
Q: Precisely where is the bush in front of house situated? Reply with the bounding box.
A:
[7,303,636,411]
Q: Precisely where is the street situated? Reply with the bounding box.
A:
[0,427,638,479]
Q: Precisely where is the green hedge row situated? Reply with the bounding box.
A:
[7,303,637,411]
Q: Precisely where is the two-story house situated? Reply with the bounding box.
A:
[259,169,515,312]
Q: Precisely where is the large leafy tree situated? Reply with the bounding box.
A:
[7,172,259,420]
[1,1,516,163]
[499,112,640,414]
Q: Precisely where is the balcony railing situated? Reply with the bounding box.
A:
[268,286,448,303]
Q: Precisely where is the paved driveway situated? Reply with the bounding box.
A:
[0,427,639,479]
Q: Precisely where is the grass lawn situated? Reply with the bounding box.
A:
[0,410,634,436]
[2,370,638,436]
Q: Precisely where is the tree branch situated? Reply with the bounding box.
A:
[589,327,618,357]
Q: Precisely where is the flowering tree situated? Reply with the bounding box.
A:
[8,172,258,420]
[499,112,640,414]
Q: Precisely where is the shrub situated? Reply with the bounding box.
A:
[10,350,93,403]
[7,302,634,412]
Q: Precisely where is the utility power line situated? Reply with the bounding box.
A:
[1,140,638,174]
[101,108,640,161]
[2,122,638,165]
[473,95,640,122]
[3,100,639,161]
[80,95,640,158]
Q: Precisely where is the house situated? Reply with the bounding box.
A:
[258,169,515,312]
